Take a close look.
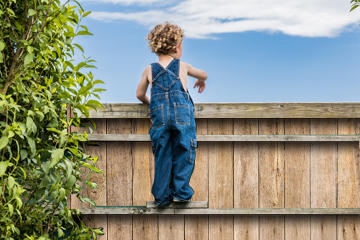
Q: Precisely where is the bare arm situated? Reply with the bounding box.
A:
[186,63,207,93]
[186,63,207,81]
[136,66,150,104]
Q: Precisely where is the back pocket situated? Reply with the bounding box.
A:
[149,104,165,129]
[174,102,190,126]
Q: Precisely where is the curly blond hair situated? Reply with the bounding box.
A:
[146,21,184,55]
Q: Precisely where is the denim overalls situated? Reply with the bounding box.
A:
[149,57,197,207]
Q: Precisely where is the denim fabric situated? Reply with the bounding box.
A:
[149,57,197,207]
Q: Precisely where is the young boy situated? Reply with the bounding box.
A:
[136,21,207,207]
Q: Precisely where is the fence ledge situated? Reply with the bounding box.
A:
[78,207,360,215]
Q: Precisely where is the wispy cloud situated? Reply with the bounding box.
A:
[89,0,360,39]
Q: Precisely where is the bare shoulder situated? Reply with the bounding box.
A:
[180,61,191,73]
[143,65,152,82]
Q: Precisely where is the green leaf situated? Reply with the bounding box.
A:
[65,175,76,188]
[26,136,36,155]
[0,161,12,177]
[74,43,84,53]
[82,11,92,18]
[8,203,13,216]
[19,167,26,179]
[350,4,359,11]
[24,53,34,66]
[26,116,37,135]
[0,40,5,51]
[0,136,8,150]
[27,9,37,17]
[7,176,15,189]
[59,188,66,200]
[49,149,64,169]
[77,31,93,36]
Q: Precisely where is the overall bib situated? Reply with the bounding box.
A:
[149,57,197,207]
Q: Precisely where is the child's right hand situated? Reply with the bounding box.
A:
[194,79,206,93]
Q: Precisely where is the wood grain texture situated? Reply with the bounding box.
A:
[159,215,184,240]
[71,119,107,239]
[258,119,285,240]
[185,119,209,240]
[80,103,360,119]
[208,119,234,240]
[337,119,360,240]
[132,118,158,240]
[310,119,337,240]
[234,119,259,240]
[107,119,133,240]
[87,133,360,142]
[284,119,311,240]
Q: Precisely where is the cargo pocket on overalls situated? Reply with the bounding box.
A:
[174,102,190,126]
[189,138,197,164]
[149,104,165,129]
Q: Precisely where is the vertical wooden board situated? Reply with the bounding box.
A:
[234,216,258,240]
[159,215,184,240]
[258,119,284,240]
[107,119,132,240]
[284,216,310,240]
[337,215,360,240]
[233,119,259,240]
[208,119,234,240]
[310,119,337,240]
[185,119,209,240]
[83,215,108,240]
[259,216,284,239]
[337,119,360,240]
[71,119,107,209]
[108,215,132,240]
[284,119,311,240]
[132,118,158,240]
[337,119,360,207]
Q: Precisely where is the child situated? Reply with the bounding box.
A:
[136,21,207,207]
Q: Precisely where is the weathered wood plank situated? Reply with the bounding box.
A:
[208,119,234,240]
[78,103,360,119]
[233,119,259,240]
[87,133,360,142]
[337,215,360,240]
[310,119,337,240]
[284,119,311,240]
[258,119,285,240]
[132,119,158,240]
[146,201,208,208]
[107,119,133,240]
[185,119,209,240]
[80,207,360,215]
[71,119,108,239]
[159,215,184,240]
[337,119,360,240]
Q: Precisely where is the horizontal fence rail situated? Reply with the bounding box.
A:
[71,102,360,119]
[79,207,360,215]
[86,133,360,142]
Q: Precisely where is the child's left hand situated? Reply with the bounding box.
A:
[194,79,206,93]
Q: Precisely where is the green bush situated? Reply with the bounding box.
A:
[0,0,106,239]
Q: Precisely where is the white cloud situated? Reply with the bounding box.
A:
[89,0,360,39]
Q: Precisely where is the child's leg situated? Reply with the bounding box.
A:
[171,111,197,200]
[150,126,173,206]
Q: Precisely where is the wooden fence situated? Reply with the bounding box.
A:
[68,103,360,240]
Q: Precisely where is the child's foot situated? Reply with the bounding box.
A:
[154,200,171,208]
[172,197,191,203]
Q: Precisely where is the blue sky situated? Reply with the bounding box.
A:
[74,0,360,103]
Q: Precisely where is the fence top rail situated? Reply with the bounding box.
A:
[72,102,360,119]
